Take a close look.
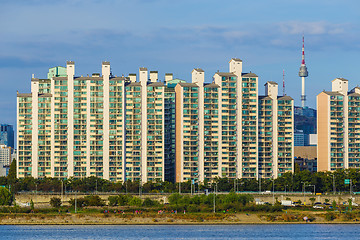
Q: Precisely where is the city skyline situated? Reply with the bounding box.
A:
[1,0,360,130]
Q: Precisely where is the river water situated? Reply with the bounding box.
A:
[0,224,358,239]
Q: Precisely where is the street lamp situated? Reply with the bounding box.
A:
[125,179,128,194]
[308,184,315,195]
[234,178,237,193]
[213,182,217,213]
[177,173,181,194]
[198,174,201,194]
[75,191,77,214]
[61,180,63,204]
[272,179,275,205]
[302,182,306,204]
[139,174,142,197]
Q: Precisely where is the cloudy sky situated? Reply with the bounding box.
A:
[1,0,359,130]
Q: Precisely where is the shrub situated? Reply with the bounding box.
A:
[168,193,182,205]
[117,195,131,206]
[84,195,105,206]
[108,196,118,206]
[0,187,13,206]
[142,198,158,207]
[50,197,62,208]
[325,212,336,221]
[69,195,105,207]
[128,196,142,206]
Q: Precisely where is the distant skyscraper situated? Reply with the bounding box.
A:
[0,124,14,149]
[0,145,12,166]
[299,36,309,108]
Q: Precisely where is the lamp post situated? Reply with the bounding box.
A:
[234,178,237,193]
[259,176,261,194]
[61,180,63,204]
[272,179,275,205]
[308,184,315,195]
[125,179,128,194]
[213,182,217,213]
[139,174,142,197]
[177,173,181,194]
[35,183,38,208]
[302,182,306,204]
[198,174,201,194]
[96,178,98,194]
[75,191,77,214]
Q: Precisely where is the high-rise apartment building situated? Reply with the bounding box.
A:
[258,82,294,179]
[18,59,294,182]
[164,77,186,182]
[317,78,360,171]
[175,59,294,182]
[17,61,170,182]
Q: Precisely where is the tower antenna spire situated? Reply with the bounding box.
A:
[283,69,285,96]
[299,34,309,108]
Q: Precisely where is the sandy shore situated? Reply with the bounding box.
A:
[0,212,359,225]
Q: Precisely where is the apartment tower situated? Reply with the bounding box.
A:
[175,59,294,182]
[17,61,168,183]
[317,78,360,171]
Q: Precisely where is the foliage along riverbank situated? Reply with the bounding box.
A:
[1,192,360,225]
[0,210,359,225]
[3,161,360,194]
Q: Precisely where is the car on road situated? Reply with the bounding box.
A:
[313,205,324,209]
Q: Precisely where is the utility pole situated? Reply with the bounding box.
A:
[333,174,336,194]
[272,179,275,205]
[61,180,63,204]
[198,174,201,194]
[191,180,193,196]
[75,191,77,214]
[125,180,127,194]
[139,175,142,197]
[302,182,306,204]
[234,178,237,193]
[177,173,181,194]
[213,182,217,213]
[35,183,37,208]
[259,177,261,194]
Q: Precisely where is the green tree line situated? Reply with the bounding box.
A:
[2,161,360,194]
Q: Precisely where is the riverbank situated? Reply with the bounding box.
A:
[0,211,359,225]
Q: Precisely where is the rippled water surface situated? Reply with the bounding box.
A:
[0,224,359,239]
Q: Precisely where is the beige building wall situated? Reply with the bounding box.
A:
[294,146,317,159]
[31,78,39,178]
[192,69,205,182]
[317,92,330,171]
[175,84,183,182]
[230,58,243,179]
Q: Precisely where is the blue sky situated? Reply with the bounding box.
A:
[1,0,360,130]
